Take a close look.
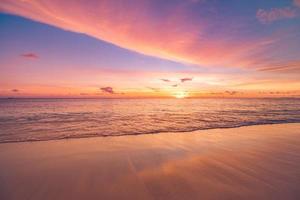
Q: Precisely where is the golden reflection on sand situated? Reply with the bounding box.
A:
[0,124,300,200]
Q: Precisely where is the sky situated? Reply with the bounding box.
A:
[0,0,300,98]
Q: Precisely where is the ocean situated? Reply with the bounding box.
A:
[0,98,299,143]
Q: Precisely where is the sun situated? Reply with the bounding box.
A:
[173,91,188,99]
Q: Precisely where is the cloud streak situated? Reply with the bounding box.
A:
[180,77,193,83]
[160,79,171,82]
[11,89,19,92]
[20,53,39,59]
[257,60,300,73]
[147,87,160,92]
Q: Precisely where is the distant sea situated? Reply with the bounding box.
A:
[0,98,299,143]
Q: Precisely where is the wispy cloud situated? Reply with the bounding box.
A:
[256,7,297,24]
[257,60,300,72]
[20,53,39,59]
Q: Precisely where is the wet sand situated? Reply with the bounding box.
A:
[0,123,300,200]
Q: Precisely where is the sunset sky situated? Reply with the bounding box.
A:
[1,0,300,98]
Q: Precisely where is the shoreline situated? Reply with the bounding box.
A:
[1,123,300,200]
[1,121,300,144]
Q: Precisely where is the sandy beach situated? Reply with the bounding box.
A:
[0,123,300,200]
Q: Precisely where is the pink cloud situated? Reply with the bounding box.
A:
[256,7,297,24]
[0,1,262,68]
[20,53,39,59]
[0,0,298,74]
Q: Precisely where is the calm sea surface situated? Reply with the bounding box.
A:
[0,98,299,143]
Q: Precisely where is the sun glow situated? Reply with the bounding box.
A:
[173,91,188,99]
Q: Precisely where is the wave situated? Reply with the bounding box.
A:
[1,98,300,144]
